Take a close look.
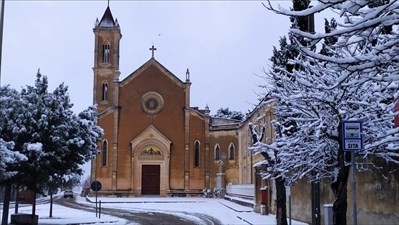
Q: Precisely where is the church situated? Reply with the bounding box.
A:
[90,6,250,197]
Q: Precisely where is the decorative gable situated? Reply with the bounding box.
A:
[120,58,186,89]
[130,125,172,158]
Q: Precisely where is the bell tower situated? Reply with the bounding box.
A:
[93,6,122,112]
[92,6,122,191]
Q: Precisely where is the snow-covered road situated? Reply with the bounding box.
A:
[2,194,309,225]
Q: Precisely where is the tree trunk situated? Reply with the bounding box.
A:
[331,166,350,225]
[1,183,12,225]
[330,127,351,225]
[15,186,19,214]
[32,191,36,216]
[49,193,53,217]
[275,177,288,225]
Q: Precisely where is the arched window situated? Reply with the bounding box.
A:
[214,144,221,160]
[103,41,110,63]
[102,140,108,166]
[194,141,200,167]
[229,143,235,160]
[102,82,108,101]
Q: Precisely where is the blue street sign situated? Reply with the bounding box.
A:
[91,181,102,192]
[342,121,363,151]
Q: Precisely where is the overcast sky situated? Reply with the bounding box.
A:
[1,1,329,114]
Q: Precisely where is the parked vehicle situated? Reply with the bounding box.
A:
[63,190,73,199]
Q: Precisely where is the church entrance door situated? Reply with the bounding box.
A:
[141,165,160,195]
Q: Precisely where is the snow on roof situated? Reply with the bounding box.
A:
[210,117,241,126]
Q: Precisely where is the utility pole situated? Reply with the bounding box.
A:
[0,0,5,86]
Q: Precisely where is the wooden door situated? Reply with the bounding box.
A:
[141,165,160,195]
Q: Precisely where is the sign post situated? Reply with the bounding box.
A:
[286,186,292,225]
[90,181,102,218]
[342,121,363,225]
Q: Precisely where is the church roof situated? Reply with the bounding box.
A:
[98,6,116,28]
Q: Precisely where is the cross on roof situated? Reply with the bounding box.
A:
[149,45,157,58]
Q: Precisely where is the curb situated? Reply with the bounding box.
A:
[85,196,205,204]
[66,221,119,225]
[236,215,253,225]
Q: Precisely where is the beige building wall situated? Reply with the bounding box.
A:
[289,170,399,225]
[236,99,276,212]
[244,100,399,225]
[209,129,240,188]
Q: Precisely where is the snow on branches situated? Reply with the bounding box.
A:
[0,72,103,192]
[262,0,399,183]
[0,139,27,181]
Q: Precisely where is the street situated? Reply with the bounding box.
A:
[56,196,221,225]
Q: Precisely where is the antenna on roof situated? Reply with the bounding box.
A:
[107,0,110,7]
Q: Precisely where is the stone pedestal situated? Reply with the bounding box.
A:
[216,172,226,196]
[260,204,268,215]
[253,204,261,213]
[216,172,225,189]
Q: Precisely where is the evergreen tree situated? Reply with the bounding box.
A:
[0,86,27,181]
[319,18,337,57]
[0,85,28,225]
[1,71,103,223]
[214,107,245,121]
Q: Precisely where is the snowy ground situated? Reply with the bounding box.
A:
[8,203,130,225]
[1,194,309,225]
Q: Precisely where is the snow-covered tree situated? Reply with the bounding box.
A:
[319,18,338,57]
[0,86,27,181]
[249,1,313,225]
[0,85,29,225]
[11,73,102,193]
[260,1,399,224]
[214,107,245,121]
[1,71,103,221]
[0,139,26,181]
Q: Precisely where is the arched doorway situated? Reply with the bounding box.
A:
[130,125,171,196]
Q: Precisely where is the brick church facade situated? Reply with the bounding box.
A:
[90,6,244,196]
